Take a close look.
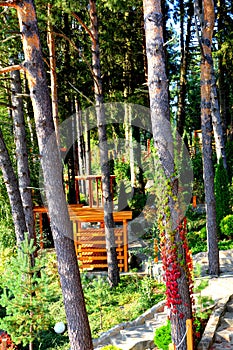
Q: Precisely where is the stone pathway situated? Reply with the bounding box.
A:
[210,295,233,349]
[93,249,233,350]
[192,250,233,350]
[93,300,168,350]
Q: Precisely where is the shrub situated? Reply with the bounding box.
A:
[154,320,172,350]
[220,215,233,238]
[214,158,231,235]
[114,159,131,182]
[200,226,207,240]
[0,236,57,347]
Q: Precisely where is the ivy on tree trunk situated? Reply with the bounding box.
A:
[143,0,193,348]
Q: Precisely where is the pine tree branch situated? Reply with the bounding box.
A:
[71,12,96,44]
[68,82,94,106]
[2,34,21,42]
[54,31,95,79]
[0,64,22,74]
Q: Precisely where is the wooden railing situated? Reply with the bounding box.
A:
[64,175,116,207]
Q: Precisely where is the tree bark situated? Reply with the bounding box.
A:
[143,1,193,348]
[210,64,227,168]
[176,0,193,137]
[217,0,229,139]
[196,0,227,168]
[47,3,60,146]
[0,128,27,245]
[75,100,84,176]
[0,1,93,349]
[198,0,219,275]
[10,60,34,241]
[75,99,86,196]
[124,104,135,187]
[89,0,120,287]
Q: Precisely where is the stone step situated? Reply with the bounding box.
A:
[211,342,233,349]
[226,302,233,313]
[110,325,155,350]
[214,331,230,343]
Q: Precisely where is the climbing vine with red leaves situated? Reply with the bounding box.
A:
[0,332,17,349]
[160,217,195,318]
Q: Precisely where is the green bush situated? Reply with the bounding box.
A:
[218,239,233,250]
[154,320,172,350]
[220,215,233,238]
[114,159,131,182]
[0,236,57,347]
[200,226,207,240]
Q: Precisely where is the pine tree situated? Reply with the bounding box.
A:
[0,235,55,348]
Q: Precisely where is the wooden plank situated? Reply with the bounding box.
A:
[33,206,132,221]
[76,248,123,252]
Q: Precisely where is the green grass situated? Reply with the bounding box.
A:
[83,274,165,338]
[35,272,165,349]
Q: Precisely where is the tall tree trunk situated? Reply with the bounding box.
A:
[75,99,86,196]
[197,0,219,275]
[210,64,227,168]
[0,1,93,349]
[47,3,60,146]
[75,99,84,177]
[10,60,34,241]
[63,12,76,204]
[217,0,228,139]
[84,110,91,196]
[22,71,36,149]
[196,0,227,168]
[0,128,27,245]
[177,0,193,137]
[133,123,145,194]
[89,0,120,287]
[123,39,135,188]
[143,1,193,348]
[124,104,135,187]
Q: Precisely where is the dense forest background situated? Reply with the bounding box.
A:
[0,0,232,257]
[0,0,233,349]
[0,0,232,216]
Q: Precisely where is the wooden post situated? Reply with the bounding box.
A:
[192,195,197,208]
[186,319,193,350]
[75,178,80,204]
[2,338,7,350]
[96,177,99,207]
[88,179,93,207]
[123,219,128,272]
[154,238,158,263]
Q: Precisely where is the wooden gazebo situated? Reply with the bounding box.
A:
[33,205,132,272]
